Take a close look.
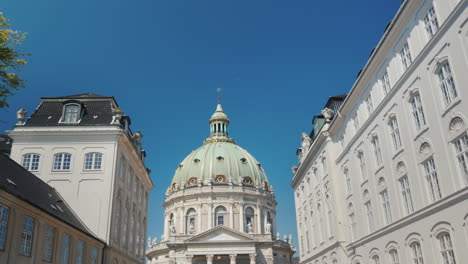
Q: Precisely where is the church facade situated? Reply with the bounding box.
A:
[146,103,294,264]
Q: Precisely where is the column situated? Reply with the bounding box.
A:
[230,254,237,264]
[256,205,262,234]
[163,214,169,240]
[230,204,234,229]
[187,255,193,264]
[206,254,214,264]
[239,203,244,232]
[198,205,202,232]
[249,253,256,264]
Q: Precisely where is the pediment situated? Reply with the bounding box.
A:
[185,225,255,243]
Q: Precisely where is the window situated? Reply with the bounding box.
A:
[61,234,71,264]
[326,196,334,236]
[215,206,227,226]
[424,6,439,38]
[344,168,352,194]
[318,204,325,242]
[380,190,392,225]
[122,203,129,247]
[410,93,427,130]
[353,113,360,133]
[113,197,121,242]
[389,249,400,264]
[84,152,103,170]
[399,176,414,214]
[438,62,457,105]
[76,240,84,264]
[364,201,375,233]
[454,133,468,185]
[372,255,380,264]
[22,153,40,171]
[119,157,126,180]
[382,71,391,94]
[400,42,412,70]
[422,158,442,201]
[186,208,197,234]
[438,232,456,264]
[349,212,357,241]
[322,157,328,175]
[358,152,367,181]
[20,216,34,256]
[245,207,254,233]
[389,117,402,151]
[410,242,424,264]
[371,136,383,166]
[42,226,55,262]
[62,104,80,123]
[366,93,374,115]
[128,169,133,191]
[90,248,98,264]
[53,153,72,171]
[305,231,310,252]
[0,204,9,250]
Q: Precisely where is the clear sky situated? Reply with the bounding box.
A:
[1,0,402,250]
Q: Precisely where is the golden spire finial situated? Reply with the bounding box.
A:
[217,88,222,104]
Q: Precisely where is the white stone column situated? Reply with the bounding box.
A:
[230,203,234,229]
[240,203,244,232]
[198,205,202,232]
[206,254,214,264]
[208,203,213,229]
[187,255,193,264]
[163,214,169,239]
[256,205,262,234]
[230,254,237,264]
[249,253,256,264]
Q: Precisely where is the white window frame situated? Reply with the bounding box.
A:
[399,176,414,215]
[424,6,439,38]
[422,157,442,202]
[90,248,98,264]
[410,242,424,264]
[364,201,375,233]
[20,216,34,256]
[84,152,103,170]
[410,92,427,130]
[61,234,71,264]
[438,232,456,264]
[61,103,81,123]
[454,133,468,185]
[371,136,383,166]
[400,42,412,70]
[382,71,391,95]
[42,226,55,262]
[344,168,352,194]
[0,204,9,250]
[53,153,72,171]
[438,62,458,106]
[389,249,400,264]
[358,151,367,181]
[76,240,84,264]
[22,153,41,171]
[366,93,374,115]
[380,190,392,225]
[389,116,403,151]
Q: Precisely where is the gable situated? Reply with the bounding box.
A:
[185,226,255,243]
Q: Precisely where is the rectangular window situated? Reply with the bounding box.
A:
[53,153,72,171]
[61,234,71,264]
[349,213,357,241]
[321,158,328,175]
[305,231,310,251]
[366,93,374,115]
[0,204,9,250]
[365,201,375,233]
[358,152,367,181]
[410,93,427,130]
[424,6,439,38]
[344,169,352,194]
[371,136,383,166]
[400,42,412,70]
[399,176,414,214]
[411,242,424,264]
[20,216,34,256]
[217,216,224,226]
[90,247,98,264]
[382,71,391,95]
[353,113,360,133]
[454,133,468,185]
[389,117,403,151]
[42,226,55,262]
[22,154,41,171]
[438,233,456,264]
[380,190,392,225]
[423,158,442,201]
[84,153,103,170]
[438,62,458,105]
[76,240,84,264]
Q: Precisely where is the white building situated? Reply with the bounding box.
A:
[8,93,154,264]
[146,103,295,264]
[292,0,468,263]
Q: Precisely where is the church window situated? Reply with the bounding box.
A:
[364,200,375,233]
[53,153,72,171]
[215,206,227,226]
[22,153,40,171]
[84,152,103,170]
[187,177,198,186]
[344,168,352,194]
[62,103,80,123]
[243,177,253,185]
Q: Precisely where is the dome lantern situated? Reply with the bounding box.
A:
[204,91,235,144]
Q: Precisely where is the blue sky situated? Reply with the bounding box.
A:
[1,0,402,249]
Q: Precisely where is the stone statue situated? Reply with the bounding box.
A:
[152,237,157,246]
[288,234,292,245]
[170,221,176,235]
[161,234,165,241]
[299,132,312,162]
[321,107,335,122]
[16,108,27,125]
[148,237,152,247]
[189,222,196,234]
[112,107,123,124]
[265,221,271,235]
[247,221,253,234]
[276,232,280,240]
[283,234,288,242]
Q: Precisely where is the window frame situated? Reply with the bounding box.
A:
[400,42,413,70]
[410,92,427,131]
[453,132,468,186]
[424,6,439,39]
[409,241,424,264]
[389,116,403,151]
[60,233,71,264]
[22,153,41,171]
[0,204,9,250]
[61,103,81,123]
[422,157,442,202]
[437,232,457,264]
[371,136,383,166]
[84,152,103,171]
[19,216,35,256]
[53,153,72,171]
[437,61,458,106]
[380,189,392,225]
[399,176,414,215]
[42,226,55,262]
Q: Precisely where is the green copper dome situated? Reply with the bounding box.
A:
[170,104,269,188]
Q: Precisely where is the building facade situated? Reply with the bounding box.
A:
[147,103,294,264]
[0,153,105,264]
[7,93,154,264]
[292,0,468,263]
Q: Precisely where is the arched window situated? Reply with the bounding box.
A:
[215,206,227,226]
[410,242,424,264]
[53,153,72,171]
[380,189,392,225]
[344,168,352,194]
[410,92,427,130]
[317,204,325,242]
[422,157,442,201]
[371,136,383,166]
[437,232,456,264]
[186,208,197,234]
[84,152,103,170]
[22,153,40,171]
[122,201,129,248]
[437,62,457,106]
[372,255,380,264]
[245,207,255,233]
[388,249,399,264]
[357,151,367,181]
[389,116,402,151]
[453,132,468,185]
[62,104,80,123]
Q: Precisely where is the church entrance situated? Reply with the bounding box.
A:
[192,254,251,264]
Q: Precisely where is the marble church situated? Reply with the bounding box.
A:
[146,103,295,264]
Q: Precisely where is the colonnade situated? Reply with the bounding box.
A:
[186,253,257,264]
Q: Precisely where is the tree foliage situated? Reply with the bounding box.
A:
[0,12,29,108]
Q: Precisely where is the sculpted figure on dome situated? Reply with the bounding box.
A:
[170,221,176,235]
[247,221,253,234]
[148,237,152,247]
[152,237,158,246]
[265,221,272,234]
[189,222,196,234]
[301,132,311,150]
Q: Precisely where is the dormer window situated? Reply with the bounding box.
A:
[216,156,224,161]
[62,104,80,123]
[193,158,200,163]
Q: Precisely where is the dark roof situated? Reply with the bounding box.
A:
[324,94,347,114]
[24,96,117,127]
[0,135,13,155]
[41,93,112,99]
[0,154,102,242]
